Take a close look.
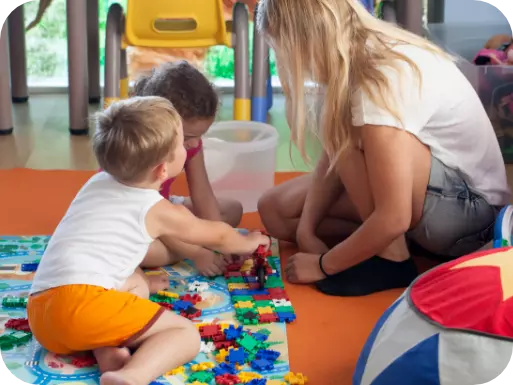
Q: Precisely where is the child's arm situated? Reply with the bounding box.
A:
[147,200,268,255]
[297,152,342,252]
[185,149,222,221]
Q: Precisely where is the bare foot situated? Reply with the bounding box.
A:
[147,274,169,294]
[93,347,131,373]
[100,371,134,385]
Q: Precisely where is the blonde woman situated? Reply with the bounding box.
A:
[257,0,510,296]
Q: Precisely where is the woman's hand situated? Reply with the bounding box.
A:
[285,252,326,283]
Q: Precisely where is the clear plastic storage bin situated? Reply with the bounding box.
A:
[428,23,513,162]
[202,121,279,213]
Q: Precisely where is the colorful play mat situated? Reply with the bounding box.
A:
[0,236,294,385]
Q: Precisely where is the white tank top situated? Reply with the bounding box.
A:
[31,172,164,294]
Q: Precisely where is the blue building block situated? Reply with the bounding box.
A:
[172,300,192,311]
[213,362,237,376]
[227,348,246,365]
[256,349,280,361]
[251,332,269,342]
[225,325,243,341]
[247,379,267,385]
[251,359,274,372]
[21,263,39,272]
[276,312,296,323]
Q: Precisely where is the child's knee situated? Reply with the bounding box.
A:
[220,199,243,227]
[182,320,201,359]
[258,190,278,221]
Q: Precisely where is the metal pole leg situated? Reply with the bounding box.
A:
[266,53,273,111]
[8,5,29,104]
[67,0,89,135]
[233,3,250,121]
[0,23,13,135]
[396,0,423,35]
[104,4,123,109]
[251,1,268,123]
[87,0,100,104]
[120,47,129,99]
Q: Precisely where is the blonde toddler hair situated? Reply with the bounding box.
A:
[93,96,182,183]
[257,0,453,169]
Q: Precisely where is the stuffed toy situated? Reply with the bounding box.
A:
[474,34,513,66]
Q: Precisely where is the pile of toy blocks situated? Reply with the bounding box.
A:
[149,290,203,320]
[224,255,296,325]
[0,315,32,351]
[177,322,301,385]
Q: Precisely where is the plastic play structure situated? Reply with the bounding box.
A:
[103,0,273,122]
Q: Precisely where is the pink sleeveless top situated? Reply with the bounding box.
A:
[159,140,203,198]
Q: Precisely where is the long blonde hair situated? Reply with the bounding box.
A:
[257,0,452,169]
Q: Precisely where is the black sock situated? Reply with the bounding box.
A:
[315,256,418,297]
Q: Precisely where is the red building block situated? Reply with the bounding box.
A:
[225,272,243,278]
[71,356,97,368]
[214,340,235,350]
[258,313,278,323]
[268,288,289,300]
[215,373,240,385]
[157,302,173,311]
[5,318,31,332]
[180,294,202,305]
[253,294,272,301]
[199,324,221,339]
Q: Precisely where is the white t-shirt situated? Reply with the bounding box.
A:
[351,43,510,206]
[31,172,164,294]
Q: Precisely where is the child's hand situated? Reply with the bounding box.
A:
[193,248,228,277]
[246,231,271,254]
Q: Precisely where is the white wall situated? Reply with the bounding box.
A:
[444,0,509,24]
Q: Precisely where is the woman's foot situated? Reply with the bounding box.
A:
[93,347,131,373]
[147,274,170,294]
[315,256,419,296]
[100,371,135,385]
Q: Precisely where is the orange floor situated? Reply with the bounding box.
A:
[0,169,403,385]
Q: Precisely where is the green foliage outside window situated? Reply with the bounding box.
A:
[23,0,277,83]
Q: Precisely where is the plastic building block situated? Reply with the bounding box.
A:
[238,372,263,383]
[188,371,214,383]
[224,324,243,341]
[234,301,255,309]
[71,356,97,368]
[258,314,278,324]
[232,295,254,302]
[257,307,274,315]
[21,262,39,272]
[188,281,210,293]
[191,362,215,372]
[237,333,260,353]
[173,300,193,312]
[214,340,235,350]
[284,372,308,385]
[188,382,208,385]
[2,296,28,308]
[252,294,272,301]
[181,307,202,320]
[199,324,222,339]
[213,362,237,376]
[247,379,267,385]
[166,366,185,375]
[5,318,30,332]
[200,341,216,354]
[216,349,230,363]
[267,380,286,385]
[256,349,280,361]
[157,290,179,299]
[227,348,246,365]
[272,299,292,307]
[274,306,294,314]
[254,300,273,308]
[251,359,274,372]
[0,331,32,350]
[215,373,240,385]
[276,312,296,323]
[180,293,202,304]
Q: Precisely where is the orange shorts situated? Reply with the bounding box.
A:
[27,285,165,355]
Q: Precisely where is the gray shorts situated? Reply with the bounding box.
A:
[407,156,501,259]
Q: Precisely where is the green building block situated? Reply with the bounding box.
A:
[2,296,28,308]
[227,277,245,284]
[275,306,295,314]
[254,300,273,308]
[237,333,260,353]
[232,295,254,302]
[264,276,284,289]
[187,370,214,383]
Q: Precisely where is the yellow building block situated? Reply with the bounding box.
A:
[157,290,179,299]
[191,362,215,372]
[165,366,185,376]
[257,306,274,315]
[228,283,249,290]
[189,382,208,385]
[215,348,229,363]
[284,372,309,385]
[234,301,254,309]
[267,380,286,385]
[238,372,262,383]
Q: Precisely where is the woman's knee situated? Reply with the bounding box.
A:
[219,198,243,227]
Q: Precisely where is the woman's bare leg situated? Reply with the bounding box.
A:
[100,311,201,385]
[183,197,243,227]
[258,174,361,244]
